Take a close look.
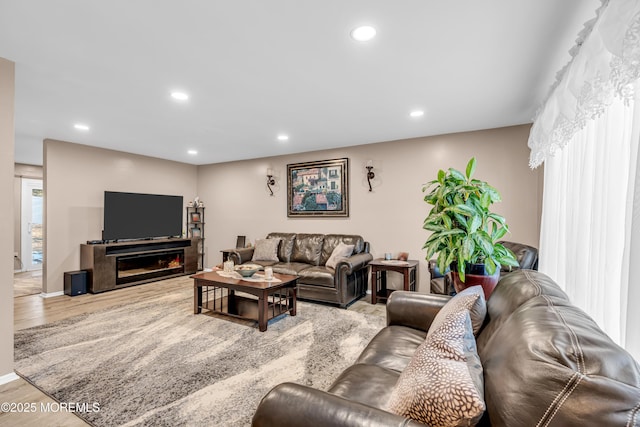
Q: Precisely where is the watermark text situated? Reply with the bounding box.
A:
[1,401,100,413]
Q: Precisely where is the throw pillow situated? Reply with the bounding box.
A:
[386,310,485,427]
[428,285,486,337]
[325,242,355,269]
[251,238,281,262]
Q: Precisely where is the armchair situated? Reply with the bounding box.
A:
[428,240,538,295]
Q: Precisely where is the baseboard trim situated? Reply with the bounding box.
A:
[41,291,64,298]
[0,372,20,385]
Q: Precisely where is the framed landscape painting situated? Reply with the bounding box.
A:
[287,158,349,217]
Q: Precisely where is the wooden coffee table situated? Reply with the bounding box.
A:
[192,270,298,332]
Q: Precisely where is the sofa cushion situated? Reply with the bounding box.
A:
[478,270,640,427]
[325,242,354,269]
[251,238,280,262]
[327,364,400,410]
[271,262,313,276]
[266,232,296,263]
[297,266,335,287]
[476,271,571,351]
[290,233,324,265]
[387,310,485,427]
[428,285,486,336]
[321,235,365,265]
[247,260,277,268]
[355,325,427,373]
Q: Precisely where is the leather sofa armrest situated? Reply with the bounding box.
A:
[336,252,373,274]
[228,248,255,265]
[386,291,451,332]
[428,259,449,279]
[252,383,423,427]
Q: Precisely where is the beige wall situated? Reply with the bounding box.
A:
[42,125,541,295]
[197,124,542,292]
[43,140,198,293]
[13,164,44,267]
[1,58,16,376]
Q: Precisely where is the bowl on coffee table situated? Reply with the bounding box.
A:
[234,264,261,278]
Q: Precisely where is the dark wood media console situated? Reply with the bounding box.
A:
[81,238,198,293]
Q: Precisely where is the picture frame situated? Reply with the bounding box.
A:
[191,227,201,238]
[190,212,201,223]
[287,158,349,217]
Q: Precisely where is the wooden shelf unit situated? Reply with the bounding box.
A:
[186,206,205,270]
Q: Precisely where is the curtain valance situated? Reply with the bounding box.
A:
[528,0,640,168]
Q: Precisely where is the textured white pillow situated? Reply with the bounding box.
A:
[387,309,486,426]
[325,242,355,269]
[251,238,281,262]
[428,285,486,336]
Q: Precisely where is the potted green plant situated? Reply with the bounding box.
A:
[422,157,519,297]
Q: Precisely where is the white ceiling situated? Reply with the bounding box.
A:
[0,0,600,166]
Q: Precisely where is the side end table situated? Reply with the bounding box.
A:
[370,259,419,304]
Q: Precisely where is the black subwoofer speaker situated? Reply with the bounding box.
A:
[64,270,87,296]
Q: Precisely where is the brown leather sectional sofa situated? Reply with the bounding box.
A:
[252,270,640,426]
[229,232,372,308]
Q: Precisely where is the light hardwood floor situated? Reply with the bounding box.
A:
[1,276,385,426]
[13,271,42,298]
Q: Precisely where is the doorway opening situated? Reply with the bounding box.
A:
[20,178,43,271]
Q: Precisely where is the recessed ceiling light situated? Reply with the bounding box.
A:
[187,150,198,155]
[74,123,90,131]
[410,110,425,118]
[171,92,189,101]
[350,26,376,42]
[277,135,289,141]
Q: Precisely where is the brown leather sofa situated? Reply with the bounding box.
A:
[229,233,372,308]
[252,270,640,426]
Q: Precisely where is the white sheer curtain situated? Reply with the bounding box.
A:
[626,136,640,359]
[529,0,640,359]
[539,95,640,350]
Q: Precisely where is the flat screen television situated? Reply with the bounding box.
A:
[103,191,183,241]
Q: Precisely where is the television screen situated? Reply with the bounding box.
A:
[103,191,183,241]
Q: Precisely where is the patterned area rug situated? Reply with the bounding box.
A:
[14,284,385,426]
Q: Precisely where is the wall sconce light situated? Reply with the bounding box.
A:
[366,161,375,192]
[266,168,276,196]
